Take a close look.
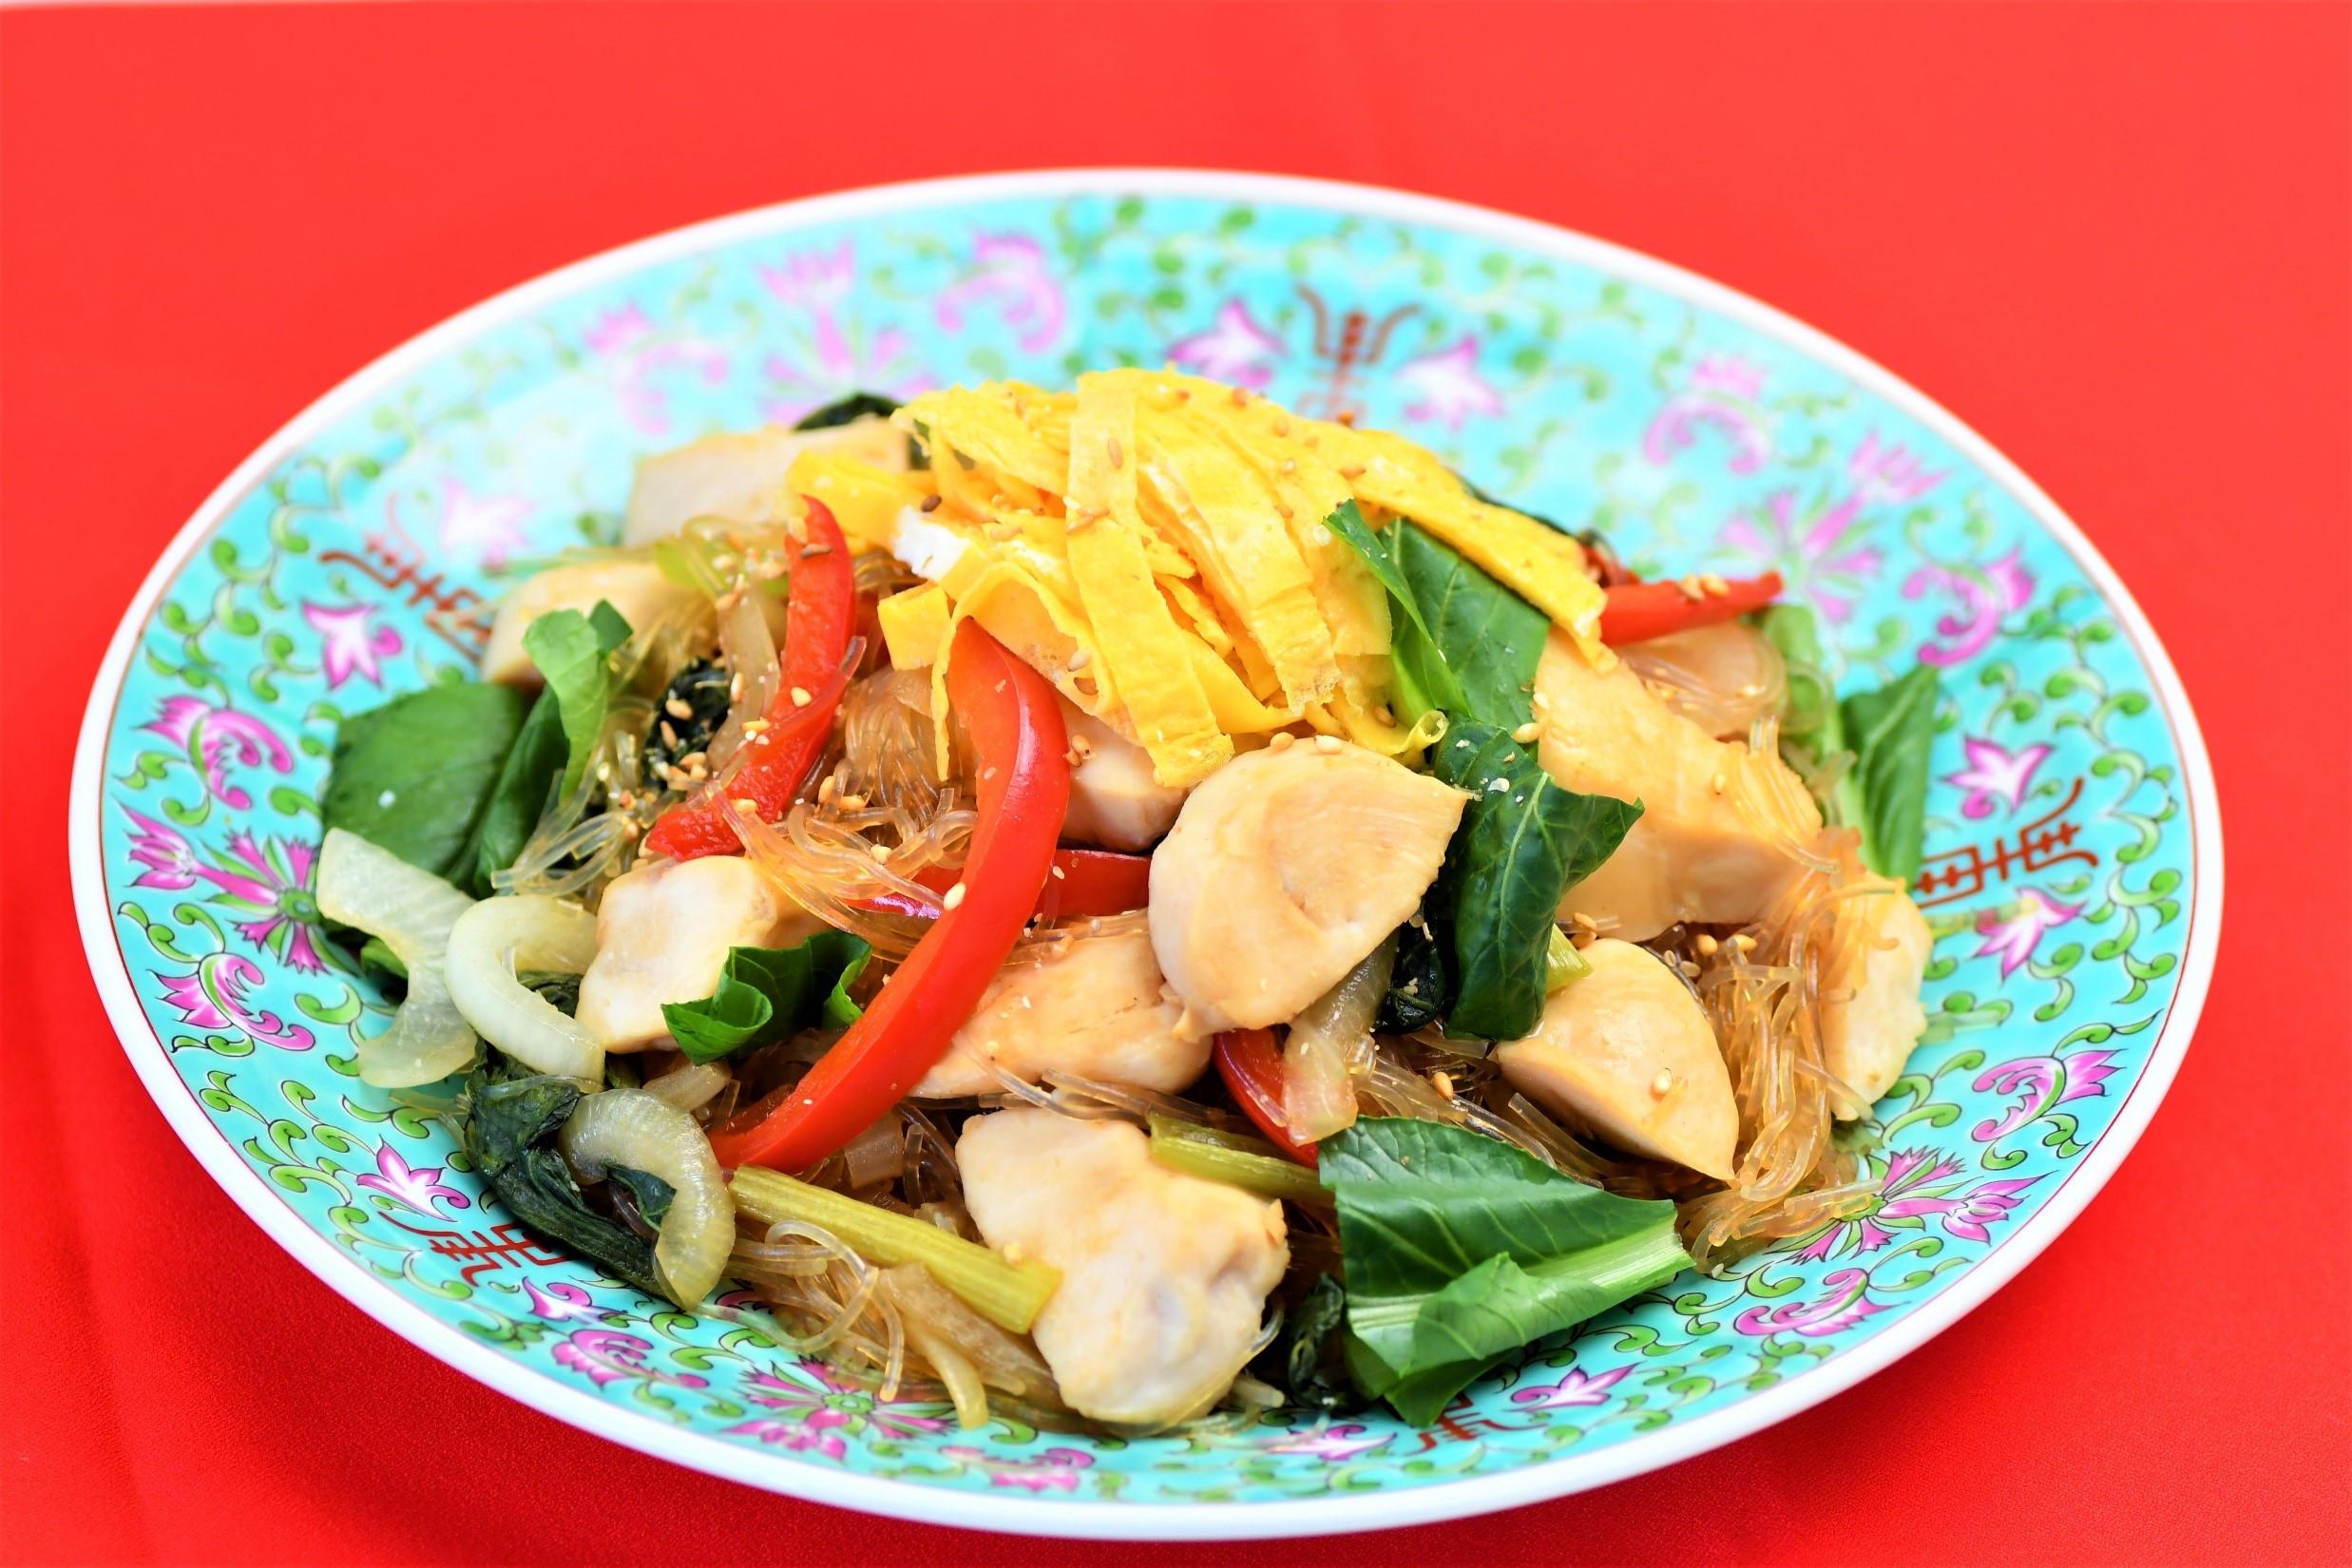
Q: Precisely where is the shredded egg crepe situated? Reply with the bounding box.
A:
[781,370,1608,787]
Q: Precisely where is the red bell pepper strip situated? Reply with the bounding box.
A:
[856,848,1151,923]
[1213,1028,1317,1166]
[1598,570,1783,646]
[710,621,1070,1171]
[645,500,858,861]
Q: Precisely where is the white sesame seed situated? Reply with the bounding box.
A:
[791,687,813,707]
[1106,438,1124,470]
[870,843,891,863]
[665,697,694,720]
[1268,732,1295,753]
[942,883,967,910]
[1315,735,1343,754]
[1511,721,1541,744]
[1696,933,1720,956]
[1066,648,1092,671]
[1431,1070,1455,1099]
[733,797,757,813]
[1651,1069,1674,1098]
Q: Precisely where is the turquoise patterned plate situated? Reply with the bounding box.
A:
[69,172,2222,1539]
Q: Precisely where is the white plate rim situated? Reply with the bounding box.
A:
[68,167,2225,1541]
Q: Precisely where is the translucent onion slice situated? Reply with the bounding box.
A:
[316,828,477,1088]
[443,895,603,1081]
[559,1088,736,1309]
[1280,936,1394,1142]
[641,1060,731,1114]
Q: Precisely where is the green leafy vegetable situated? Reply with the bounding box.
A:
[462,602,632,894]
[358,936,409,982]
[1321,501,1464,720]
[1841,663,1941,883]
[1320,1119,1688,1425]
[1252,1273,1363,1414]
[641,658,731,779]
[516,969,581,1017]
[793,391,900,430]
[1430,722,1642,1041]
[1758,603,1863,828]
[524,602,633,803]
[1375,918,1452,1035]
[607,1164,675,1230]
[321,682,531,881]
[1392,525,1547,730]
[660,929,872,1063]
[457,1061,666,1301]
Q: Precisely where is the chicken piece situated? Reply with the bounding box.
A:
[1820,884,1934,1119]
[1536,625,1819,942]
[1059,698,1189,851]
[957,1110,1288,1426]
[1495,938,1738,1180]
[1614,621,1788,740]
[481,560,698,687]
[621,417,906,545]
[913,923,1206,1098]
[1149,739,1468,1035]
[574,856,823,1050]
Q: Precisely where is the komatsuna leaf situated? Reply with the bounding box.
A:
[1320,501,1464,721]
[1841,662,1941,883]
[660,929,872,1063]
[321,681,531,882]
[523,602,634,804]
[1393,524,1547,730]
[1758,603,1864,830]
[458,1061,666,1302]
[1430,721,1643,1041]
[1320,1118,1687,1425]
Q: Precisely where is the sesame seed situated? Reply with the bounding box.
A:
[1374,704,1395,725]
[818,776,837,804]
[1273,502,1293,519]
[1315,735,1343,754]
[1711,772,1727,794]
[1272,417,1291,436]
[791,687,813,707]
[919,494,942,512]
[1487,776,1509,793]
[733,798,758,814]
[1431,1070,1455,1099]
[1338,464,1367,479]
[1571,911,1598,931]
[1279,457,1296,474]
[870,843,891,863]
[1532,692,1552,712]
[1511,721,1541,744]
[1651,1069,1674,1098]
[742,719,770,736]
[1051,865,1065,879]
[730,674,743,700]
[1066,648,1092,671]
[665,697,695,720]
[839,793,867,810]
[660,720,680,748]
[1733,932,1757,952]
[1699,572,1730,596]
[1268,732,1295,753]
[1002,1242,1025,1264]
[1106,438,1124,470]
[1696,933,1720,956]
[800,543,833,559]
[678,751,708,770]
[1676,575,1706,602]
[1231,387,1250,406]
[942,882,967,910]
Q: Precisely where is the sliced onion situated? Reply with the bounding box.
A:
[842,1113,907,1189]
[875,1261,1061,1404]
[1281,936,1394,1141]
[443,895,602,1081]
[641,1059,731,1114]
[560,1087,735,1308]
[316,829,477,1087]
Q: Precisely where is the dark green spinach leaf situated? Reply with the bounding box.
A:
[1254,1273,1363,1414]
[1375,918,1452,1035]
[1393,525,1547,730]
[458,1063,666,1302]
[793,392,900,430]
[1841,663,1941,883]
[607,1164,675,1231]
[322,682,530,881]
[642,658,732,780]
[661,929,872,1063]
[1320,1119,1687,1425]
[1430,722,1642,1041]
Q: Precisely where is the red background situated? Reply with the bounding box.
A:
[4,4,2346,1563]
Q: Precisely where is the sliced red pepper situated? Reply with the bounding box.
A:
[1213,1028,1316,1166]
[644,499,858,862]
[711,621,1070,1171]
[856,848,1152,923]
[1598,570,1783,646]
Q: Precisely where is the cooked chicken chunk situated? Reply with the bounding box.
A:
[1536,625,1819,942]
[481,560,698,687]
[1496,938,1738,1180]
[1060,699,1189,852]
[958,1111,1288,1426]
[913,923,1206,1098]
[574,855,822,1050]
[1149,739,1468,1035]
[1820,884,1934,1118]
[621,417,906,545]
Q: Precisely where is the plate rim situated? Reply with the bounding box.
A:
[67,166,2226,1540]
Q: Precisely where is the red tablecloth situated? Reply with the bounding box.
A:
[4,4,2345,1563]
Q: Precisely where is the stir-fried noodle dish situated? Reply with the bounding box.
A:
[321,372,1942,1431]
